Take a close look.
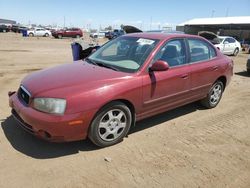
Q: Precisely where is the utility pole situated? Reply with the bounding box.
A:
[150,16,152,30]
[211,10,215,18]
[63,16,65,28]
[225,8,229,17]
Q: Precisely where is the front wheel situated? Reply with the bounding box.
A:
[44,33,49,37]
[58,34,62,39]
[88,102,132,147]
[200,80,224,109]
[29,33,34,37]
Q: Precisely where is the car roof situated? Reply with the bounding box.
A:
[125,32,201,40]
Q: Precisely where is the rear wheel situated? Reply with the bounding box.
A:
[88,102,132,147]
[76,34,80,38]
[233,48,239,56]
[200,80,224,108]
[29,33,34,37]
[58,34,62,39]
[44,33,49,37]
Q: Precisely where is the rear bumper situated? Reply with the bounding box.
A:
[9,93,93,142]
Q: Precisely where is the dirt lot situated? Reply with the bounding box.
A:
[0,32,250,188]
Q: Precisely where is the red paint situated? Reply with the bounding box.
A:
[9,33,233,142]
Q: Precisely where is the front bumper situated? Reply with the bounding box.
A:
[9,92,93,142]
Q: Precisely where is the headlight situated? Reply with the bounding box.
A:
[33,98,66,115]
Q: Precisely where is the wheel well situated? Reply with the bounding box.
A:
[217,76,227,90]
[111,99,136,127]
[94,99,136,127]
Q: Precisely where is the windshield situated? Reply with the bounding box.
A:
[88,36,159,73]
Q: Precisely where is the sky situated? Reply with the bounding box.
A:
[1,0,250,30]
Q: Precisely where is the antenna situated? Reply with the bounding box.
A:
[211,10,215,18]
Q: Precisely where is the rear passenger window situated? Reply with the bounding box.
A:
[188,39,216,63]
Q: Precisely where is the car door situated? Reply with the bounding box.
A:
[142,38,191,115]
[187,38,220,98]
[35,29,43,36]
[68,28,74,37]
[228,38,237,53]
[222,38,232,53]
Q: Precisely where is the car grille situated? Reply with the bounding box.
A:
[18,86,31,105]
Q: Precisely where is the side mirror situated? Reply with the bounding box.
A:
[149,60,169,72]
[223,41,229,44]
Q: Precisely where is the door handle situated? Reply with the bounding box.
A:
[180,74,188,79]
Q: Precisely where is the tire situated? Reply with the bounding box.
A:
[200,80,224,109]
[58,34,62,39]
[44,33,49,37]
[88,102,132,147]
[29,33,34,37]
[247,69,250,75]
[76,35,80,38]
[233,48,239,56]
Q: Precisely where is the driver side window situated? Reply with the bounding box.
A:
[154,39,187,67]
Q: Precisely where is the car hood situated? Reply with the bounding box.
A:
[21,61,132,97]
[123,25,142,34]
[198,31,220,44]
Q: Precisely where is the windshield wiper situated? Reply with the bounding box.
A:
[95,62,119,71]
[85,58,119,71]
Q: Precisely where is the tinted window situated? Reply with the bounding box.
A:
[154,39,187,67]
[228,38,236,43]
[224,38,230,43]
[188,39,216,63]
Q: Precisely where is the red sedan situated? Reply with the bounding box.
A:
[9,33,233,147]
[52,28,83,39]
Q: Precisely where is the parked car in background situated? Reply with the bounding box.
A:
[11,25,29,33]
[241,38,250,53]
[247,55,250,74]
[105,29,125,39]
[214,36,241,56]
[90,31,106,38]
[0,25,10,32]
[27,28,51,37]
[9,33,233,147]
[52,28,83,39]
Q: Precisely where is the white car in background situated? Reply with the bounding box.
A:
[27,28,51,37]
[214,36,241,56]
[90,31,106,38]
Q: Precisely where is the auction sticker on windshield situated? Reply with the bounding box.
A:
[137,38,155,45]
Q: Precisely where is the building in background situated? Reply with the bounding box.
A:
[176,16,250,40]
[0,18,16,25]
